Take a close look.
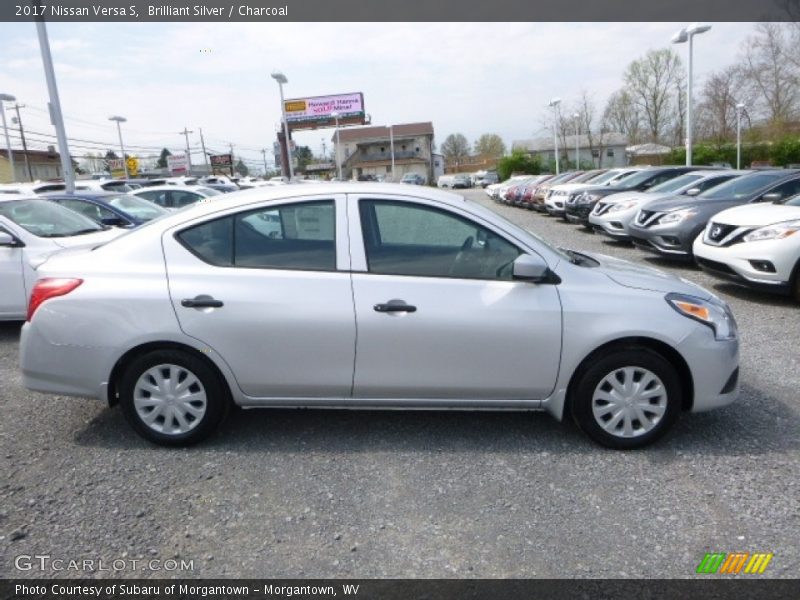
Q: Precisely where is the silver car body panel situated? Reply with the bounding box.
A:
[19,183,738,422]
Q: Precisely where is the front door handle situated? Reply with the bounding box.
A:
[181,295,224,309]
[374,301,417,313]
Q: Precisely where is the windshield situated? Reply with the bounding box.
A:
[608,170,643,186]
[783,194,800,206]
[649,173,704,194]
[102,182,135,193]
[105,194,169,221]
[699,172,787,200]
[196,187,222,196]
[0,199,104,237]
[586,170,621,185]
[608,169,662,188]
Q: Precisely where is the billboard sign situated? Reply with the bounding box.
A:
[284,92,366,130]
[210,153,232,167]
[167,153,188,174]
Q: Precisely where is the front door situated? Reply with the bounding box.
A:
[348,195,562,401]
[0,223,28,319]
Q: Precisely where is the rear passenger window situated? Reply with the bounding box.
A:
[177,200,336,271]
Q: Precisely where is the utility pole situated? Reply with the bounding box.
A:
[321,138,326,161]
[198,127,209,174]
[179,127,193,174]
[12,105,33,182]
[34,14,75,192]
[261,148,269,176]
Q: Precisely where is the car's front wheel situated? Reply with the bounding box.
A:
[570,348,682,449]
[119,349,229,446]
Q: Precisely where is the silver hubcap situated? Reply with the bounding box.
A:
[592,366,667,438]
[133,364,207,435]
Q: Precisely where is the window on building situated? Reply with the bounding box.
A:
[607,149,615,157]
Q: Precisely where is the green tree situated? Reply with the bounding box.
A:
[234,160,249,176]
[157,148,172,169]
[473,134,506,158]
[496,149,541,180]
[294,145,314,172]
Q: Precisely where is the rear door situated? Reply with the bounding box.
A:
[161,194,356,399]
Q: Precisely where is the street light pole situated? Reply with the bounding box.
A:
[0,94,16,182]
[672,23,711,167]
[736,103,745,170]
[389,124,396,182]
[331,111,342,180]
[573,112,580,170]
[109,116,129,179]
[548,98,561,175]
[271,71,294,180]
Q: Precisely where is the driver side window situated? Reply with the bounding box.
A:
[359,199,521,280]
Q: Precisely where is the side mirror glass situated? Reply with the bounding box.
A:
[685,188,701,196]
[512,254,560,284]
[762,192,782,203]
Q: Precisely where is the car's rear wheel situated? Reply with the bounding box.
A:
[119,350,228,446]
[570,348,681,449]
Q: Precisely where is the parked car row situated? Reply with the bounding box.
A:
[491,167,800,301]
[438,171,499,189]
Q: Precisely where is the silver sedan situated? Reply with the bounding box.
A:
[20,184,740,449]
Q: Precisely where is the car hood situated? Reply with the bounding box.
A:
[584,251,713,299]
[642,195,737,213]
[710,203,800,226]
[551,182,595,193]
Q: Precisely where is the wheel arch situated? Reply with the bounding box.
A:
[564,336,694,419]
[107,341,232,407]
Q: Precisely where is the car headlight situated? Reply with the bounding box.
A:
[657,208,695,225]
[608,200,641,213]
[666,293,738,341]
[742,220,800,242]
[578,193,601,204]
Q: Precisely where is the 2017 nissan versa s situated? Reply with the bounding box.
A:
[20,184,739,449]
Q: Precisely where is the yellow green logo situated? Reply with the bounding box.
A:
[696,552,773,574]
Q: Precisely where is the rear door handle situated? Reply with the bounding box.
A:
[181,295,224,308]
[374,301,417,313]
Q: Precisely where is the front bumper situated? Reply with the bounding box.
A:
[692,237,794,293]
[564,202,594,224]
[628,223,695,259]
[677,326,740,413]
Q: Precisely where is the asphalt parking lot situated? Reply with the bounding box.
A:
[1,187,798,579]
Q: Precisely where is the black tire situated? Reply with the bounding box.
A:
[569,348,682,449]
[119,349,229,446]
[791,260,800,303]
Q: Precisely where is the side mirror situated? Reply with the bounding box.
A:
[0,231,20,247]
[685,188,701,196]
[762,192,782,203]
[512,254,560,284]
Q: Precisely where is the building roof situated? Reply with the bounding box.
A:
[0,149,63,163]
[512,132,629,152]
[625,143,672,156]
[335,122,434,143]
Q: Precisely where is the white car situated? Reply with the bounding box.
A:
[589,170,744,240]
[693,194,800,300]
[0,197,125,320]
[131,185,221,210]
[544,168,641,216]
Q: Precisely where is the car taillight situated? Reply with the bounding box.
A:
[27,278,83,321]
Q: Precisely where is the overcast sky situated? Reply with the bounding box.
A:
[0,22,757,173]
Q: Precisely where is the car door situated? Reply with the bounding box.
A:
[0,221,29,319]
[347,194,563,401]
[161,194,356,399]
